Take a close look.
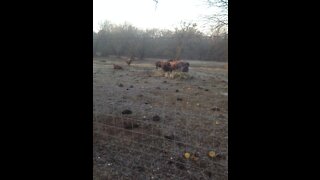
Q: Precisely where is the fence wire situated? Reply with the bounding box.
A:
[93,58,228,180]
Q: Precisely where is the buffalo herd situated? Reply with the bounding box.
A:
[155,59,190,72]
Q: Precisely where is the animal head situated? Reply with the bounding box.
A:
[181,65,189,72]
[162,62,172,72]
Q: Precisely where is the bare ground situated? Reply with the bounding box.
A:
[93,57,228,180]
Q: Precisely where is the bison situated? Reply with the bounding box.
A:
[155,59,190,72]
[168,60,190,72]
[155,61,172,72]
[162,62,172,72]
[175,62,190,72]
[113,64,123,70]
[155,61,162,69]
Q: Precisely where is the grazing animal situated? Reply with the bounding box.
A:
[162,62,172,72]
[155,61,162,69]
[168,60,190,72]
[113,64,123,70]
[155,59,189,72]
[155,61,172,71]
[176,62,190,72]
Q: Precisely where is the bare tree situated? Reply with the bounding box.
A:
[93,20,227,61]
[204,0,228,35]
[153,0,227,35]
[153,0,158,10]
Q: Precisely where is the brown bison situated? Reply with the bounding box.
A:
[155,59,190,72]
[162,62,172,72]
[168,60,190,72]
[176,62,190,72]
[113,64,123,70]
[155,61,163,69]
[155,61,172,72]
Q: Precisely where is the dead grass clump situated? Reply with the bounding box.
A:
[165,71,193,80]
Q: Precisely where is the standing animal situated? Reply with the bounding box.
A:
[155,61,172,72]
[162,62,172,72]
[113,64,123,70]
[126,59,133,66]
[126,56,135,66]
[155,61,163,69]
[168,60,190,72]
[176,62,190,72]
[155,59,190,72]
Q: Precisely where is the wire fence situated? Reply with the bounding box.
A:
[93,59,228,180]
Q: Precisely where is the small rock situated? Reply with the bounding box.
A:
[211,107,220,111]
[163,81,167,83]
[177,98,183,101]
[164,135,175,140]
[124,122,139,129]
[122,110,132,114]
[176,89,179,92]
[205,89,209,91]
[118,83,123,87]
[167,161,174,165]
[153,115,160,121]
[130,85,134,88]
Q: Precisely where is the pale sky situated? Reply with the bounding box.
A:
[93,0,218,34]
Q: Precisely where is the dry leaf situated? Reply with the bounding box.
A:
[184,152,190,159]
[208,151,216,158]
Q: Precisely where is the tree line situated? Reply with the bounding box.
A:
[93,21,228,62]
